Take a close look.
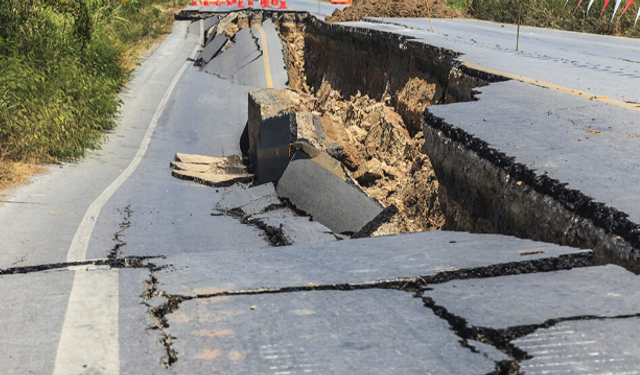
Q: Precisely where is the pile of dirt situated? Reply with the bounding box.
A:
[314,82,446,235]
[326,0,468,23]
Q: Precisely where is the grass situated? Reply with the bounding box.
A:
[0,0,180,194]
[445,0,640,37]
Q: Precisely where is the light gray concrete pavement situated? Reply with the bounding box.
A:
[428,80,640,224]
[350,17,640,104]
[2,6,640,375]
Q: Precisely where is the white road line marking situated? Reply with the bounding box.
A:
[53,21,203,375]
[53,270,120,375]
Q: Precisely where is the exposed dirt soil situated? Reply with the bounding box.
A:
[313,85,445,235]
[274,16,447,235]
[277,22,310,93]
[326,0,468,23]
[192,12,450,235]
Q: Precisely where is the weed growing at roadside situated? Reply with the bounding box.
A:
[0,0,177,164]
[445,0,640,37]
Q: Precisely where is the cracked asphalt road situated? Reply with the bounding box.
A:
[2,3,640,374]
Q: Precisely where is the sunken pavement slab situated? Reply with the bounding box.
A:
[423,265,640,374]
[424,80,640,270]
[165,290,498,374]
[147,231,606,373]
[150,230,592,296]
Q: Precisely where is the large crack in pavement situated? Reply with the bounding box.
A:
[109,204,132,261]
[422,293,640,375]
[142,269,189,368]
[213,203,292,246]
[0,255,165,276]
[146,250,592,369]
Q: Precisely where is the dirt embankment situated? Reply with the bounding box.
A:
[276,18,484,234]
[326,0,468,23]
[313,86,445,234]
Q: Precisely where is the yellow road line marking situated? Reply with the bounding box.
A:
[462,62,640,113]
[254,24,274,88]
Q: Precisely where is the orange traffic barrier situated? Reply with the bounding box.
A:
[271,0,278,5]
[279,0,287,8]
[191,0,197,6]
[331,0,351,3]
[203,0,209,5]
[215,0,221,5]
[248,0,254,5]
[238,0,244,6]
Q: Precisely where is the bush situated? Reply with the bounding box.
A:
[468,0,640,38]
[0,0,176,162]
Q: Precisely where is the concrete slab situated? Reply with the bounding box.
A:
[151,231,591,296]
[424,265,640,330]
[428,80,640,225]
[246,89,312,181]
[119,269,171,375]
[170,153,252,187]
[165,290,497,374]
[202,15,219,38]
[216,183,282,215]
[0,270,73,374]
[252,19,288,89]
[202,28,263,86]
[196,33,227,66]
[214,183,336,245]
[276,150,385,234]
[255,112,295,184]
[253,207,337,244]
[514,318,640,374]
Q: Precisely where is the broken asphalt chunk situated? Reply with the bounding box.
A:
[276,145,391,235]
[171,153,252,187]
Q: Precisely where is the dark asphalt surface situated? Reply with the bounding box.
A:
[1,5,640,374]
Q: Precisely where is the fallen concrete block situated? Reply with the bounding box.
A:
[247,89,342,184]
[202,16,219,43]
[254,112,296,185]
[171,153,252,187]
[247,89,308,178]
[214,183,337,245]
[195,33,227,67]
[216,183,282,215]
[216,13,238,36]
[276,144,391,235]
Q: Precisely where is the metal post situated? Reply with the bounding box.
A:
[426,0,435,32]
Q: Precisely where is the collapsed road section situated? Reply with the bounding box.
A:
[176,8,640,272]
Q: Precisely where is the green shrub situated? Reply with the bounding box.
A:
[468,0,640,38]
[0,0,176,162]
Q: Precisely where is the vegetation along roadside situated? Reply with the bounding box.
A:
[0,0,179,194]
